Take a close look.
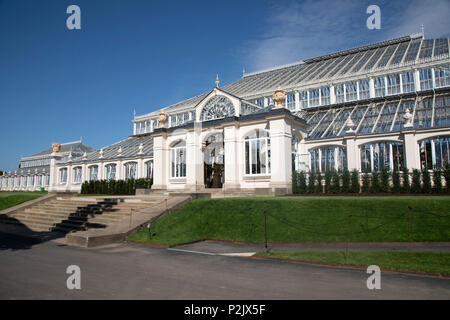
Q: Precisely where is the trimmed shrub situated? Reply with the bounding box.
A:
[433,169,443,194]
[443,165,450,193]
[330,170,340,194]
[370,171,380,193]
[391,169,401,193]
[324,170,332,194]
[80,178,153,195]
[315,172,323,193]
[421,170,432,194]
[361,173,370,193]
[298,171,307,194]
[411,169,422,193]
[402,169,411,193]
[341,169,350,193]
[307,171,316,193]
[350,169,360,194]
[380,168,390,193]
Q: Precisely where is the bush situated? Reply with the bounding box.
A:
[298,171,307,194]
[402,169,411,193]
[361,173,370,193]
[341,169,350,193]
[350,169,360,194]
[324,170,332,194]
[443,165,450,193]
[411,169,422,193]
[307,171,316,194]
[80,178,153,195]
[330,170,340,194]
[380,168,390,193]
[433,170,443,194]
[370,172,380,193]
[421,170,432,194]
[391,169,401,193]
[315,172,323,193]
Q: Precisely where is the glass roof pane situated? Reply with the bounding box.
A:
[434,39,449,57]
[403,38,421,62]
[323,107,353,137]
[434,94,450,127]
[349,105,368,130]
[351,49,377,73]
[357,104,384,134]
[305,60,333,81]
[338,52,365,76]
[419,39,434,59]
[327,54,356,78]
[376,44,399,68]
[389,41,409,65]
[374,102,399,133]
[364,47,388,71]
[307,110,329,133]
[309,110,340,138]
[414,97,433,128]
[315,56,346,79]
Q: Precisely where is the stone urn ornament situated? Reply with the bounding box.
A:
[52,143,61,154]
[345,118,355,134]
[158,111,168,128]
[403,108,413,128]
[273,85,286,109]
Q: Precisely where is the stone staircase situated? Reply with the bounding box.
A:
[0,197,155,233]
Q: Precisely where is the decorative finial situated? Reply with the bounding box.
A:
[133,108,136,118]
[82,152,87,160]
[242,67,246,78]
[421,24,424,37]
[158,111,167,128]
[215,74,220,88]
[118,146,122,155]
[273,85,287,109]
[51,143,61,154]
[345,118,355,134]
[138,143,143,154]
[99,149,104,158]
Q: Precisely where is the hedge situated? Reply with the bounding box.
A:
[80,178,153,195]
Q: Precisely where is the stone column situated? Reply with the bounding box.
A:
[403,131,420,170]
[223,124,240,192]
[268,116,292,195]
[152,132,168,190]
[185,125,204,191]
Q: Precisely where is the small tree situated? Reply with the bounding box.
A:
[297,171,307,194]
[402,169,411,193]
[443,164,450,193]
[315,172,323,193]
[324,170,332,194]
[341,169,350,193]
[307,171,316,194]
[350,169,360,194]
[433,169,443,193]
[411,169,422,193]
[391,169,401,193]
[421,170,432,194]
[361,173,371,193]
[380,168,390,193]
[330,170,340,194]
[370,171,380,193]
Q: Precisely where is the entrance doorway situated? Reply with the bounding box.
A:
[204,133,224,188]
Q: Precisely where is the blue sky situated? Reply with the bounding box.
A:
[0,0,449,171]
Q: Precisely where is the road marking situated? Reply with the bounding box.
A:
[220,252,256,257]
[167,248,216,256]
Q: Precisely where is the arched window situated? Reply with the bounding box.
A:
[73,167,82,184]
[89,165,98,181]
[170,141,186,178]
[145,160,153,179]
[360,141,404,172]
[419,136,450,170]
[105,164,116,181]
[124,162,138,180]
[309,146,347,172]
[244,130,270,175]
[59,168,68,184]
[200,95,235,121]
[37,175,42,187]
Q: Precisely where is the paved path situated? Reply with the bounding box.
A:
[172,240,450,255]
[0,232,449,299]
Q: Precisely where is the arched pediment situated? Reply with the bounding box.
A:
[199,95,236,121]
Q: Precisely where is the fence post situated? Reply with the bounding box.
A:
[264,210,268,251]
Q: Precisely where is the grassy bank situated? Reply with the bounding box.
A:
[255,251,450,275]
[126,196,450,246]
[0,191,47,211]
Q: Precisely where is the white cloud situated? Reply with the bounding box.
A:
[242,0,450,73]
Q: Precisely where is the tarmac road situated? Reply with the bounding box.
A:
[0,232,449,300]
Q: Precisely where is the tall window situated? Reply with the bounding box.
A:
[145,160,153,179]
[59,168,68,184]
[402,71,415,93]
[387,74,401,95]
[336,84,345,103]
[320,87,330,105]
[73,167,82,184]
[124,162,138,180]
[105,164,116,181]
[435,65,450,88]
[375,76,386,97]
[45,175,50,186]
[29,175,34,187]
[89,165,98,181]
[358,79,370,100]
[360,141,404,172]
[419,136,450,170]
[309,89,320,107]
[309,146,347,172]
[37,175,42,187]
[170,141,186,178]
[345,81,358,101]
[300,91,308,109]
[286,92,296,110]
[419,68,433,90]
[244,130,271,175]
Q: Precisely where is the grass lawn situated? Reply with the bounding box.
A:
[0,191,48,211]
[255,251,450,275]
[126,196,450,246]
